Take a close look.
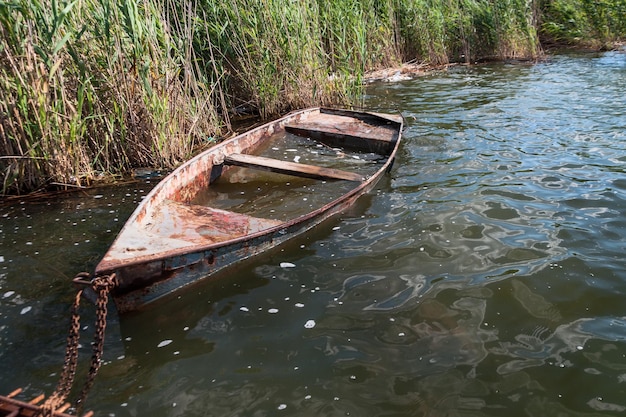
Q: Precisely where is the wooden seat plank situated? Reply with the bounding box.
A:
[224,153,364,182]
[284,111,400,154]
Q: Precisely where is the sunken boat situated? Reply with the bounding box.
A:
[79,107,403,313]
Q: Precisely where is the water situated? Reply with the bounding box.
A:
[2,50,626,416]
[191,131,384,221]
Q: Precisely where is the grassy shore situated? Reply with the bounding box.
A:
[540,0,626,49]
[1,0,624,195]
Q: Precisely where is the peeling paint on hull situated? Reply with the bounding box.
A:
[92,107,403,313]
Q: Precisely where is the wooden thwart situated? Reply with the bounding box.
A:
[284,110,399,154]
[224,153,364,182]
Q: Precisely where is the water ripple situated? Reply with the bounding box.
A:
[4,52,626,416]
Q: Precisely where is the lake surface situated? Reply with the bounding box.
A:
[2,50,626,416]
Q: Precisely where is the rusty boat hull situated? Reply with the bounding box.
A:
[93,107,403,313]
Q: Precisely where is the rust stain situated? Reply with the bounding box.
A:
[95,107,404,312]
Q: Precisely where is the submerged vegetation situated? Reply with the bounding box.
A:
[1,0,624,195]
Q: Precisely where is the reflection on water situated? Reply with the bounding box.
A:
[2,50,626,416]
[191,131,385,221]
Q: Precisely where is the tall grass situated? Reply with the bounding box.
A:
[394,0,541,65]
[201,0,332,119]
[540,0,626,48]
[1,0,622,194]
[0,0,222,194]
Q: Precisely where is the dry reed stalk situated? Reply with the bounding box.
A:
[6,0,614,195]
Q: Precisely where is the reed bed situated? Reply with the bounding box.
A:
[540,0,626,48]
[1,0,223,194]
[1,0,623,194]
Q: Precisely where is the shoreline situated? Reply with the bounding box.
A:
[4,45,624,200]
[363,40,626,83]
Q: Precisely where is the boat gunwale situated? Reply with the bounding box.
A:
[95,107,403,275]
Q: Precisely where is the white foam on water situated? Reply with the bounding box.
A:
[157,340,173,348]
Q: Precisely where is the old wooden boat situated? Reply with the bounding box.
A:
[82,107,403,313]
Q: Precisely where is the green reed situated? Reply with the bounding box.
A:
[200,0,366,118]
[540,0,626,48]
[1,0,623,194]
[0,0,222,194]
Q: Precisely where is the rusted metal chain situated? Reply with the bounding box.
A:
[75,274,116,414]
[40,289,84,417]
[38,273,117,417]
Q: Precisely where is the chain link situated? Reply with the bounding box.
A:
[75,274,116,413]
[38,273,117,417]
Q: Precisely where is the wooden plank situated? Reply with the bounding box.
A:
[284,121,397,154]
[320,107,403,125]
[224,153,364,182]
